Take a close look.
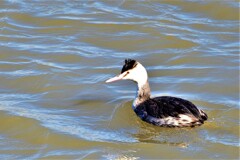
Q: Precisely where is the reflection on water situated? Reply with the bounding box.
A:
[0,0,239,159]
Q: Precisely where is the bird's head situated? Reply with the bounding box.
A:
[106,59,148,86]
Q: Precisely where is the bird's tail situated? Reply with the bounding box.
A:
[200,109,208,121]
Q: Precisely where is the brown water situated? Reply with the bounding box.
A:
[0,0,239,159]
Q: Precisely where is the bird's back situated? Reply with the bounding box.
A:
[134,96,208,127]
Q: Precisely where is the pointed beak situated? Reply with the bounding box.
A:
[105,73,126,83]
[105,75,122,83]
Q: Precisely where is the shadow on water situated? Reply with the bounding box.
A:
[132,116,200,148]
[113,99,239,150]
[109,100,200,147]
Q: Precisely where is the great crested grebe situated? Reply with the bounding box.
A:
[106,59,208,127]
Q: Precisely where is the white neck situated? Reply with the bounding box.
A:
[133,80,151,109]
[132,63,151,109]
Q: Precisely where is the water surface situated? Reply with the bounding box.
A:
[0,0,239,159]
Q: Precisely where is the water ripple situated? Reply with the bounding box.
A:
[0,0,239,159]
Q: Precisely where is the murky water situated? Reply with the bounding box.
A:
[0,0,239,159]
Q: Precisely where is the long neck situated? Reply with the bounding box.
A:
[133,80,151,108]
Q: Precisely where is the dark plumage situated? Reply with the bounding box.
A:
[121,59,137,73]
[134,96,208,127]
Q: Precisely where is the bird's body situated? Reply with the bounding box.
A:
[106,59,208,127]
[134,96,207,127]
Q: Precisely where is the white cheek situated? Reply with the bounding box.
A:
[125,70,143,81]
[122,63,148,85]
[134,73,144,82]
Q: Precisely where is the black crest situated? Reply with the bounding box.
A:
[121,59,137,73]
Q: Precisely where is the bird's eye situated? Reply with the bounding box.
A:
[124,71,129,77]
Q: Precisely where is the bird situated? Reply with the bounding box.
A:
[106,59,208,128]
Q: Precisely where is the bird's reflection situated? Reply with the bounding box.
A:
[131,119,194,148]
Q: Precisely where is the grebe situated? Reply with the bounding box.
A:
[106,59,208,127]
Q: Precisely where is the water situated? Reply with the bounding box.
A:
[0,0,239,159]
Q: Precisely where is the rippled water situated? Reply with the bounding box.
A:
[0,0,239,159]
